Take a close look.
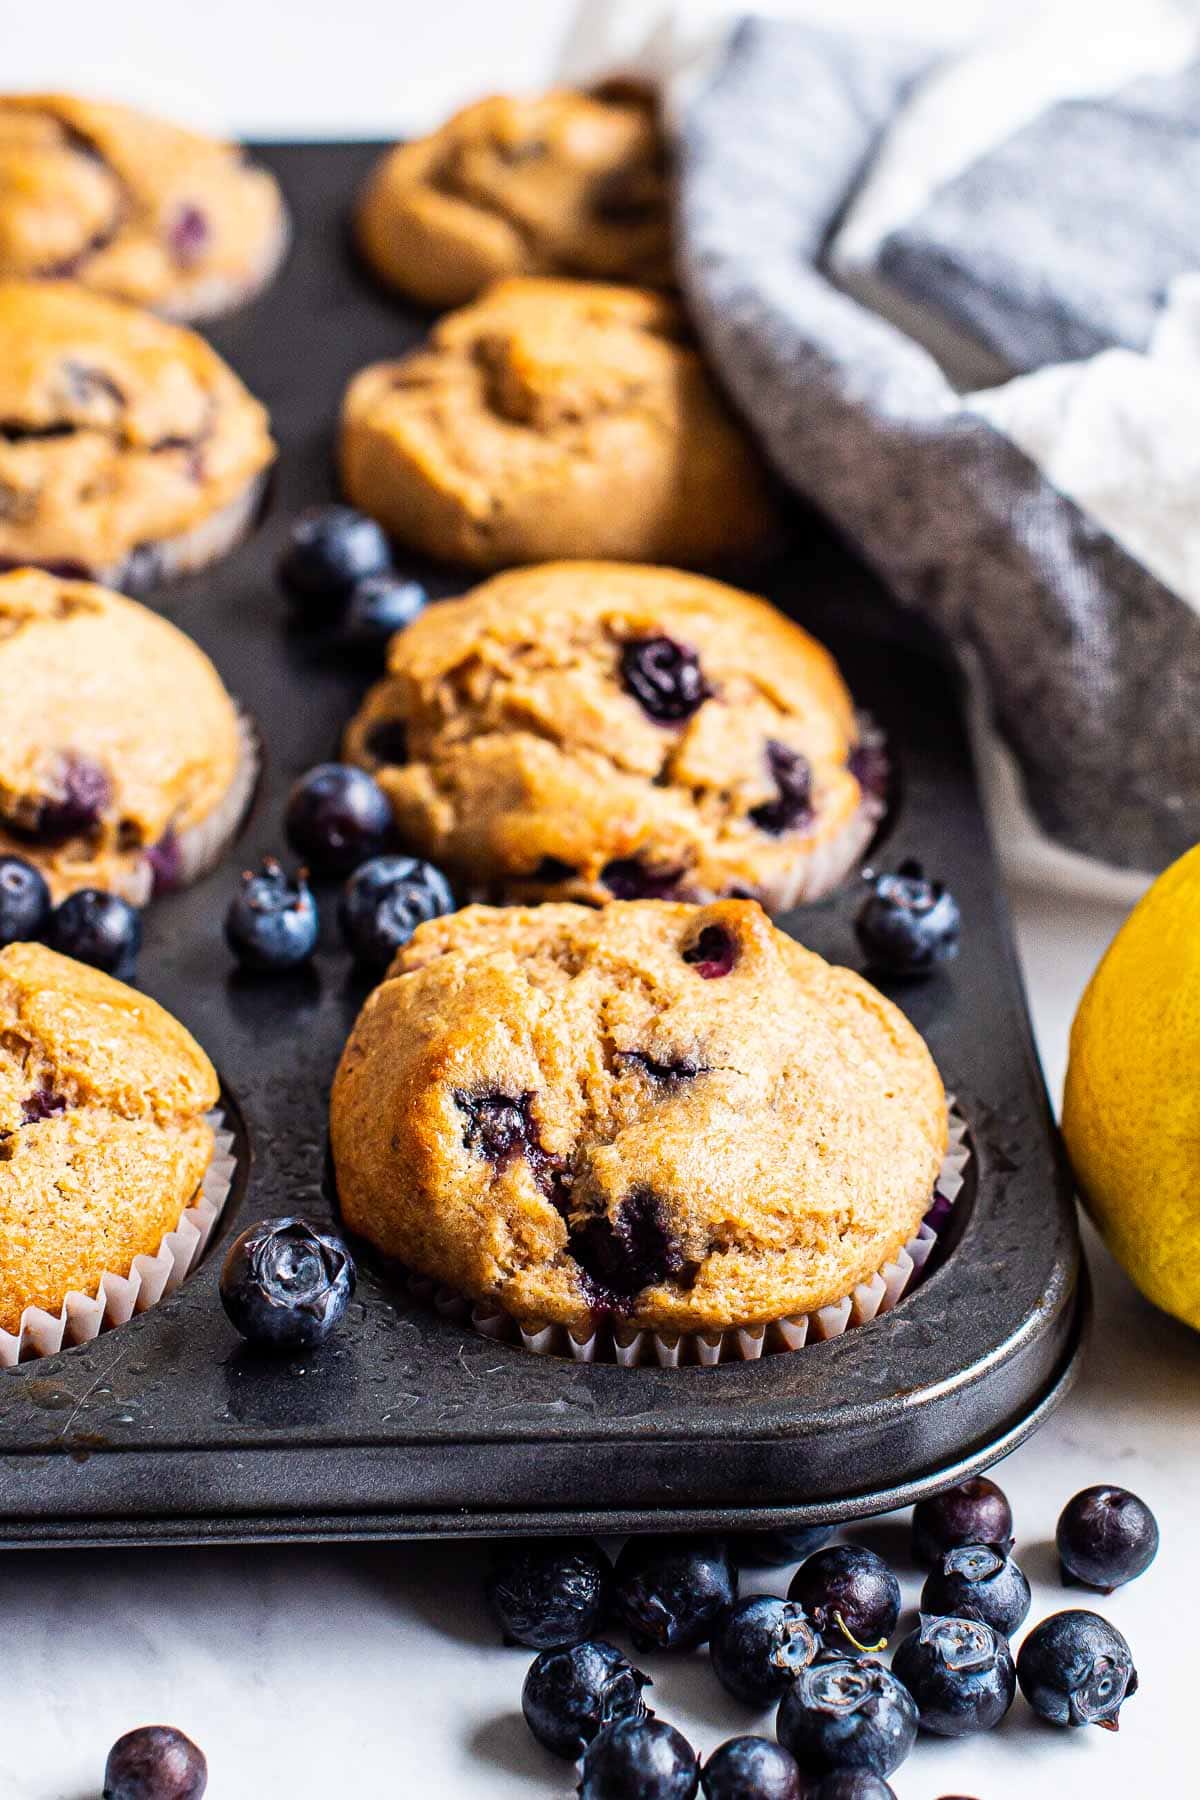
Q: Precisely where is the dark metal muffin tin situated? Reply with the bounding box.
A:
[0,146,1086,1548]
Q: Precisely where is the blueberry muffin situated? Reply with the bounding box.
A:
[0,941,218,1335]
[0,281,274,587]
[344,562,884,911]
[331,899,947,1334]
[0,568,252,902]
[0,94,287,319]
[356,86,671,309]
[338,278,773,569]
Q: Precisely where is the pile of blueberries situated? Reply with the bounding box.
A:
[0,856,143,978]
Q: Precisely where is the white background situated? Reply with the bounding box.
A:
[0,4,1195,1796]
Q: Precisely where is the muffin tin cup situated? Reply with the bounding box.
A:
[0,1111,237,1369]
[400,1097,969,1369]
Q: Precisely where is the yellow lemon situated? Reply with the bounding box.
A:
[1063,842,1200,1330]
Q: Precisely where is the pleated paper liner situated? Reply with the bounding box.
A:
[402,1097,971,1368]
[0,1109,237,1368]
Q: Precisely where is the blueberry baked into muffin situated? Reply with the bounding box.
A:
[0,94,287,319]
[338,277,773,569]
[331,899,947,1336]
[356,86,671,309]
[0,568,253,902]
[344,562,885,911]
[0,280,274,588]
[0,941,218,1336]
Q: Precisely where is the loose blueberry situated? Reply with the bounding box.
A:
[787,1547,900,1653]
[48,889,142,978]
[681,924,736,979]
[854,860,960,978]
[620,636,711,723]
[804,1774,896,1800]
[338,854,455,969]
[0,855,51,944]
[278,505,391,615]
[522,1640,648,1759]
[219,1216,355,1350]
[729,1523,834,1569]
[911,1478,1014,1569]
[579,1717,699,1800]
[486,1538,612,1648]
[1016,1610,1137,1730]
[1056,1486,1159,1592]
[613,1534,737,1652]
[776,1651,917,1781]
[103,1725,207,1799]
[341,572,428,654]
[284,764,393,877]
[32,752,111,844]
[709,1594,819,1706]
[921,1544,1031,1637]
[224,858,318,973]
[749,742,813,835]
[700,1736,802,1800]
[891,1615,1016,1737]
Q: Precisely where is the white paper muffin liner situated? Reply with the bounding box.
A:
[0,1108,236,1369]
[98,469,269,594]
[399,1096,970,1367]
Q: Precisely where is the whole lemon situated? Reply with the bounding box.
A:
[1063,843,1200,1330]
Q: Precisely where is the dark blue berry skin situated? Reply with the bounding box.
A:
[522,1640,648,1759]
[920,1544,1031,1638]
[613,1534,737,1653]
[0,855,51,945]
[578,1717,699,1800]
[103,1725,207,1799]
[278,506,391,615]
[911,1477,1014,1569]
[284,764,393,876]
[787,1547,900,1652]
[776,1652,917,1781]
[486,1539,612,1649]
[48,888,142,978]
[729,1524,833,1569]
[709,1595,819,1706]
[1016,1610,1138,1729]
[219,1217,355,1350]
[341,573,428,653]
[700,1736,802,1800]
[1056,1486,1159,1592]
[854,860,960,978]
[224,858,318,973]
[805,1774,896,1800]
[338,854,455,969]
[891,1615,1016,1737]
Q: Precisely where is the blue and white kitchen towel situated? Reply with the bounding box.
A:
[562,1,1200,898]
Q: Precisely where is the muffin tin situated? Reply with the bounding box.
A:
[0,145,1086,1548]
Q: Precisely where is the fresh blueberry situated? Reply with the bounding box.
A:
[278,505,391,615]
[709,1595,819,1706]
[103,1725,207,1799]
[613,1534,737,1652]
[284,764,393,877]
[338,854,455,969]
[219,1216,355,1350]
[787,1546,900,1653]
[728,1524,834,1569]
[700,1736,802,1800]
[776,1651,917,1781]
[804,1774,896,1800]
[921,1544,1031,1638]
[1056,1486,1159,1592]
[0,855,51,945]
[911,1477,1013,1569]
[891,1614,1015,1736]
[1016,1610,1137,1730]
[854,860,960,977]
[48,889,142,978]
[620,636,711,723]
[486,1538,612,1648]
[341,572,428,654]
[224,858,318,973]
[579,1717,699,1800]
[522,1640,648,1759]
[749,742,813,835]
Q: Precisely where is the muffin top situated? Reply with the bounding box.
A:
[0,568,242,900]
[331,900,947,1334]
[338,277,774,569]
[0,279,274,579]
[356,86,672,308]
[0,941,218,1334]
[345,562,882,912]
[0,94,287,318]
